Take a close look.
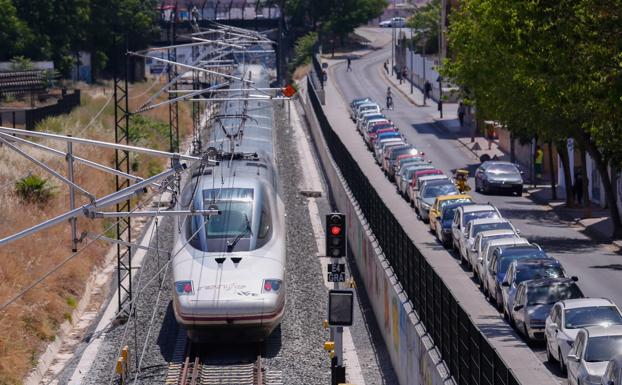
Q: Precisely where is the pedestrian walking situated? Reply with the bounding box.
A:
[322,70,328,82]
[535,145,544,179]
[384,61,389,74]
[346,57,352,72]
[401,66,408,82]
[573,169,583,205]
[457,102,466,127]
[424,80,432,103]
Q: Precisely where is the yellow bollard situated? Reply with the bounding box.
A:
[121,346,130,379]
[322,319,329,329]
[324,341,335,351]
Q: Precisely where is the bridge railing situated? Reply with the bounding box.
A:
[306,58,520,385]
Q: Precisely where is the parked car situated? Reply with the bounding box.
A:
[384,146,419,179]
[357,112,385,132]
[396,163,434,198]
[567,326,622,385]
[374,138,404,164]
[435,201,476,246]
[545,298,622,375]
[362,118,390,137]
[429,194,472,234]
[460,218,517,267]
[367,128,399,148]
[354,103,380,123]
[376,141,406,167]
[415,181,459,222]
[478,238,530,288]
[451,204,501,254]
[474,161,524,196]
[379,17,406,28]
[365,123,395,145]
[511,278,583,342]
[349,97,372,120]
[471,230,523,282]
[601,354,622,385]
[502,256,563,322]
[409,174,449,206]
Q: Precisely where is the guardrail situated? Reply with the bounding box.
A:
[306,60,520,385]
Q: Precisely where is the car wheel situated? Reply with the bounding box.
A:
[559,349,567,375]
[523,324,530,340]
[546,340,555,363]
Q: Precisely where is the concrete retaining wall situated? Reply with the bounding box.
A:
[298,80,454,385]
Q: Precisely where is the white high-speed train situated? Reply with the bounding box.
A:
[172,64,285,340]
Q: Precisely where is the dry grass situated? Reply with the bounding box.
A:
[0,77,193,385]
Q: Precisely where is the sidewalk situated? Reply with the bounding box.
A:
[381,62,620,245]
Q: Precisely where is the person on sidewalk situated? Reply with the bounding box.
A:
[574,169,584,205]
[384,60,389,74]
[424,80,432,104]
[346,57,352,72]
[401,66,408,82]
[458,102,466,127]
[535,145,544,180]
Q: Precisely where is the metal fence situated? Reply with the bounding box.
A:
[306,70,520,385]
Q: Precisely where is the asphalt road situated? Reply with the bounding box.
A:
[331,28,622,382]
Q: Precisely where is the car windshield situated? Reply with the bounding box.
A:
[463,210,499,225]
[440,198,470,210]
[365,114,384,121]
[526,283,583,306]
[565,307,622,329]
[487,164,521,176]
[473,222,512,236]
[370,124,393,132]
[423,183,458,198]
[391,148,416,160]
[515,265,564,283]
[584,336,622,362]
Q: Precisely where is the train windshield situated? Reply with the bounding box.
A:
[202,188,253,239]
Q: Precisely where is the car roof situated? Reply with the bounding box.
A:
[584,325,622,338]
[436,193,470,202]
[482,161,518,168]
[470,218,510,226]
[476,229,516,238]
[513,257,559,268]
[523,277,577,288]
[500,244,541,254]
[559,298,615,310]
[442,201,476,213]
[461,204,497,213]
[419,174,448,182]
[486,237,528,248]
[423,179,454,188]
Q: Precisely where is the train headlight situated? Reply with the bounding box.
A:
[262,279,282,293]
[175,280,194,295]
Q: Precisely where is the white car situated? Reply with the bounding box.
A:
[470,230,520,280]
[545,298,622,375]
[379,17,406,28]
[460,218,517,267]
[451,204,501,257]
[601,354,622,385]
[409,174,448,207]
[567,326,622,385]
[374,139,404,165]
[478,237,529,290]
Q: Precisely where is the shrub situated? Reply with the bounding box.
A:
[66,296,77,309]
[289,32,318,72]
[14,174,56,205]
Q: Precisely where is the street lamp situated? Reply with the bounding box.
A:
[410,27,414,94]
[391,0,396,76]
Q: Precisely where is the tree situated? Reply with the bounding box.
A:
[0,0,38,61]
[406,0,440,54]
[444,0,622,236]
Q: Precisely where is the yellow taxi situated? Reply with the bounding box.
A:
[428,194,473,233]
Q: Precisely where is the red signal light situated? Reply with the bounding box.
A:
[264,281,272,291]
[183,283,192,293]
[330,226,342,236]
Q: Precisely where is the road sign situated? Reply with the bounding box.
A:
[328,290,354,326]
[327,272,346,282]
[327,263,346,282]
[282,84,297,98]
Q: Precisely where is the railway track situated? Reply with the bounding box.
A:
[165,333,282,385]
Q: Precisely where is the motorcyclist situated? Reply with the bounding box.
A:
[386,87,393,110]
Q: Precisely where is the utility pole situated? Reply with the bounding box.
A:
[410,28,414,94]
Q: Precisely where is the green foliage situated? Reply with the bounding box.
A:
[1,0,158,78]
[14,174,56,205]
[406,0,440,54]
[444,0,622,233]
[129,114,169,147]
[290,32,318,71]
[146,158,163,177]
[9,56,34,71]
[66,296,77,309]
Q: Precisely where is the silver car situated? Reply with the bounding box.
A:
[474,161,524,196]
[409,174,449,205]
[511,277,583,341]
[460,218,517,267]
[349,97,372,120]
[374,139,404,165]
[415,181,459,222]
[567,326,622,385]
[396,163,434,198]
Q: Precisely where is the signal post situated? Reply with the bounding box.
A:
[324,213,354,385]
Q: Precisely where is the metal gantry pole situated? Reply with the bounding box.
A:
[67,136,78,252]
[168,5,180,155]
[410,28,414,94]
[113,33,133,321]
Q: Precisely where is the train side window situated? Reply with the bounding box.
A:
[256,203,273,248]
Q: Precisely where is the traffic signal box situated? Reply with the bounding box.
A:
[326,213,346,258]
